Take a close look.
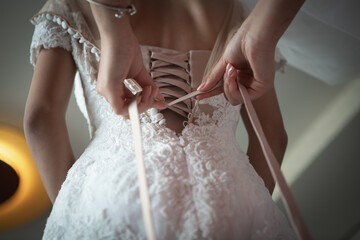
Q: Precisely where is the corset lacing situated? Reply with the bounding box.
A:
[147,50,198,125]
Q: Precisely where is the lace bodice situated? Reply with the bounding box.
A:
[30,0,294,239]
[30,0,286,140]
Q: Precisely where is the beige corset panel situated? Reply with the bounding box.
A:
[141,45,212,119]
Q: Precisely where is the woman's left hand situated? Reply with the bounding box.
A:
[223,63,242,105]
[196,21,276,104]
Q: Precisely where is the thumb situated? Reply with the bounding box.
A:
[197,57,226,92]
[136,65,154,86]
[136,65,165,102]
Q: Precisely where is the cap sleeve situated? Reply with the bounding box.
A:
[30,19,72,66]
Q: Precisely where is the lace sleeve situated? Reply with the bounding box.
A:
[30,19,72,66]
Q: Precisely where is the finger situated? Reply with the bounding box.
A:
[96,74,136,117]
[105,90,129,116]
[153,87,159,102]
[246,56,275,101]
[150,86,157,106]
[137,95,142,105]
[237,71,266,102]
[197,57,226,92]
[224,64,243,105]
[137,85,151,113]
[139,86,160,113]
[155,87,165,102]
[228,71,243,105]
[152,101,167,110]
[123,113,130,120]
[151,83,165,102]
[150,85,166,110]
[195,86,223,100]
[223,68,236,105]
[137,85,152,113]
[137,66,165,102]
[136,66,154,86]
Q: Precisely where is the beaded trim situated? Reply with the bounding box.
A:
[30,12,168,127]
[31,12,101,62]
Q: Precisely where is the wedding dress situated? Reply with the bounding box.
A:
[30,0,295,239]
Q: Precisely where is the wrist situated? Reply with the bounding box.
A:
[92,9,134,39]
[241,0,305,47]
[98,14,133,36]
[237,21,277,55]
[89,0,135,37]
[240,10,280,48]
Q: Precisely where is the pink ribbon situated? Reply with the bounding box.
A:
[128,78,312,240]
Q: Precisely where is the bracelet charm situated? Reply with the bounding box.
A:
[115,4,136,18]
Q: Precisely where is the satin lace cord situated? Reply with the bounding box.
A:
[128,81,312,240]
[236,80,312,240]
[128,98,156,240]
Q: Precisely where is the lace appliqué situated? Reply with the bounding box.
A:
[30,19,71,66]
[30,4,295,239]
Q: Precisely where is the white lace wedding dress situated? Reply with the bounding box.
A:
[30,0,294,239]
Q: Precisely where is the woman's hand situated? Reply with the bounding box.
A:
[96,23,165,118]
[222,63,244,106]
[196,0,304,103]
[90,2,165,118]
[196,28,276,103]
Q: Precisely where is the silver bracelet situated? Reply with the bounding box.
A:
[86,0,136,18]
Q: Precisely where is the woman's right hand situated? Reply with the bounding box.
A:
[90,3,165,118]
[196,0,305,104]
[196,27,276,104]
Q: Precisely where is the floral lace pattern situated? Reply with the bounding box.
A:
[30,0,294,239]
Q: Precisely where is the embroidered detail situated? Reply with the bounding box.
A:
[30,4,295,239]
[31,12,101,86]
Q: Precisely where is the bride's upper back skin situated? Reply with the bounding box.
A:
[76,0,231,52]
[75,0,233,133]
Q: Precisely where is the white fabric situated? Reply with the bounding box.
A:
[30,3,296,239]
[128,98,157,240]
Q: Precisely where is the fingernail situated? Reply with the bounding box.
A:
[227,66,235,78]
[226,63,231,72]
[137,95,142,104]
[197,82,205,91]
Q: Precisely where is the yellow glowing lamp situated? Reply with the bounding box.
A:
[0,124,51,231]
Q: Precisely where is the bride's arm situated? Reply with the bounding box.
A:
[240,87,287,194]
[24,48,76,204]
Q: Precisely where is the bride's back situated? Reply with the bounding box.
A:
[75,0,234,133]
[76,0,232,52]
